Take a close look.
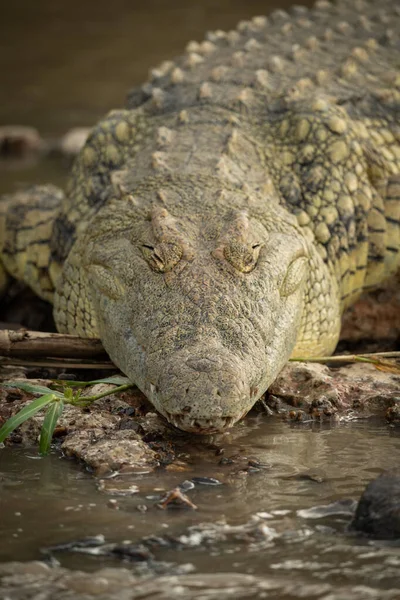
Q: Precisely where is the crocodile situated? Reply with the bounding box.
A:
[1,0,400,433]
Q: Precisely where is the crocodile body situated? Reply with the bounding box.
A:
[1,0,400,433]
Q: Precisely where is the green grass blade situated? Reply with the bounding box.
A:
[2,381,64,398]
[89,376,130,385]
[49,376,130,389]
[0,393,57,444]
[39,400,64,455]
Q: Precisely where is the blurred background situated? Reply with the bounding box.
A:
[0,0,311,194]
[0,0,312,134]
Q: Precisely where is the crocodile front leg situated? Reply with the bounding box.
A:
[0,185,65,301]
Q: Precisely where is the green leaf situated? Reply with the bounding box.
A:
[2,381,64,398]
[39,400,64,455]
[0,393,57,444]
[89,375,130,385]
[49,376,130,389]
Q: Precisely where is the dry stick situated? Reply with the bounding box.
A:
[0,329,108,359]
[0,329,115,370]
[1,329,399,370]
[0,357,116,369]
[291,352,400,365]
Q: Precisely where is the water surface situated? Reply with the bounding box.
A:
[1,417,399,595]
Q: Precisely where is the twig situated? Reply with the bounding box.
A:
[0,329,107,359]
[291,351,400,365]
[0,357,115,369]
[2,330,399,371]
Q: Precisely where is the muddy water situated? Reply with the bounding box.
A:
[1,0,400,596]
[1,417,400,595]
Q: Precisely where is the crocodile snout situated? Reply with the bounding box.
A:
[149,347,253,433]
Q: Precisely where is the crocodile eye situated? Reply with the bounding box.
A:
[86,265,125,300]
[223,242,262,273]
[142,242,183,273]
[280,256,308,297]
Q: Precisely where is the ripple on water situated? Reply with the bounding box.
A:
[1,418,399,597]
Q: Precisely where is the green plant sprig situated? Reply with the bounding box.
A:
[0,376,133,455]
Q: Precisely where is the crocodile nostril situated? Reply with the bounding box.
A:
[186,356,222,372]
[182,405,191,413]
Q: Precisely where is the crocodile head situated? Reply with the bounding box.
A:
[79,198,309,434]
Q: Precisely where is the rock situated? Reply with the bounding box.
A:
[350,469,400,539]
[59,127,91,156]
[0,126,44,156]
[62,429,159,475]
[267,361,400,419]
[267,362,338,413]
